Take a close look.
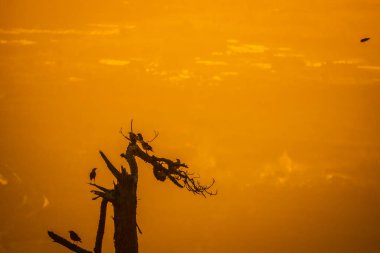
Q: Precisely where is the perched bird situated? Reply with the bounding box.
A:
[136,133,144,142]
[68,230,82,243]
[90,168,97,183]
[361,37,370,43]
[141,141,153,153]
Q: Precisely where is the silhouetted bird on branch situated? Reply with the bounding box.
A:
[361,37,370,43]
[141,141,153,153]
[90,168,97,182]
[68,230,82,243]
[136,133,144,142]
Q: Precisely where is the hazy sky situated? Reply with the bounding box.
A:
[1,0,380,252]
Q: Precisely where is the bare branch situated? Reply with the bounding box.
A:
[119,128,130,141]
[91,190,115,202]
[47,231,92,253]
[89,183,112,193]
[167,174,184,188]
[94,199,108,253]
[125,143,216,196]
[99,151,121,181]
[146,131,159,143]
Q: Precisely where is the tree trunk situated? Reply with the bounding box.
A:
[113,174,138,253]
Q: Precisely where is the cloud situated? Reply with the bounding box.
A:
[195,60,227,66]
[145,62,159,73]
[88,24,136,30]
[21,195,28,205]
[333,59,361,65]
[168,69,191,81]
[221,72,239,76]
[325,173,349,181]
[257,152,306,187]
[227,39,239,44]
[211,52,224,56]
[0,28,121,36]
[252,63,272,70]
[227,44,268,54]
[99,59,130,66]
[44,61,56,65]
[0,39,36,45]
[324,172,361,186]
[212,75,223,81]
[193,145,217,170]
[273,53,304,58]
[87,29,120,35]
[276,47,292,51]
[67,76,84,82]
[277,177,288,185]
[12,171,22,182]
[0,174,8,186]
[259,153,294,178]
[305,61,325,68]
[87,24,119,28]
[357,65,380,71]
[43,195,50,208]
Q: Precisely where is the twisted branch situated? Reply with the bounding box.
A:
[121,134,216,197]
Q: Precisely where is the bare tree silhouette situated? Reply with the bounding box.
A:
[47,122,216,253]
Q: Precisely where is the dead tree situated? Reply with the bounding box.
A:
[48,123,216,253]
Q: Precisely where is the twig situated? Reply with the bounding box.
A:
[147,131,159,143]
[136,223,142,235]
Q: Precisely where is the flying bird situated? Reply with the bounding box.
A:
[90,168,97,182]
[68,230,82,243]
[361,37,370,43]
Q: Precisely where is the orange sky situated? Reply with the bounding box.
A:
[1,0,380,252]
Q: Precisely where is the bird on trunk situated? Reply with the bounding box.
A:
[90,168,97,183]
[68,230,82,244]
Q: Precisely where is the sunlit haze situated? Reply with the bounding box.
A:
[1,0,380,252]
